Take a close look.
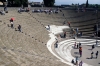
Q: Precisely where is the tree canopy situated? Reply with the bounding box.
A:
[0,0,28,7]
[43,0,55,7]
[7,0,28,7]
[0,0,6,2]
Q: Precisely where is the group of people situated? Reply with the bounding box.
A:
[18,7,30,13]
[91,51,99,59]
[0,10,5,15]
[75,41,99,58]
[71,28,82,37]
[72,58,83,66]
[73,41,99,66]
[32,8,59,14]
[10,18,21,32]
[0,6,8,15]
[76,7,86,13]
[91,44,99,59]
[74,42,82,57]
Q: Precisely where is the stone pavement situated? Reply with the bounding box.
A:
[71,45,100,66]
[46,25,100,66]
[55,38,100,66]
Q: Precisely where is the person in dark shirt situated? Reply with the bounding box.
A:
[96,51,99,59]
[18,24,21,32]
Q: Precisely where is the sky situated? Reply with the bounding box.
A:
[29,0,100,5]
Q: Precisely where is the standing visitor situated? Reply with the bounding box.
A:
[18,8,21,13]
[79,61,83,66]
[95,51,99,59]
[48,25,50,30]
[91,52,94,59]
[4,6,7,11]
[79,42,81,47]
[64,32,66,38]
[96,40,98,46]
[11,22,14,28]
[80,31,82,36]
[92,45,95,50]
[10,18,14,22]
[77,44,79,49]
[79,47,82,57]
[55,38,58,48]
[0,10,5,15]
[18,24,21,32]
[74,42,76,48]
[71,59,74,64]
[75,57,78,65]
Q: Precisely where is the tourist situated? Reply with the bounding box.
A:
[79,61,83,66]
[80,50,82,57]
[26,7,30,12]
[75,57,78,65]
[77,44,79,49]
[76,28,78,33]
[18,24,21,32]
[0,10,5,15]
[55,43,58,48]
[4,6,7,11]
[79,42,81,47]
[73,29,76,37]
[91,52,94,59]
[79,47,82,57]
[63,21,66,25]
[64,32,66,38]
[10,18,14,22]
[48,25,50,30]
[92,45,95,50]
[96,40,98,45]
[96,51,99,59]
[80,31,82,36]
[11,22,13,28]
[74,42,76,48]
[55,38,58,48]
[71,59,75,64]
[18,8,21,13]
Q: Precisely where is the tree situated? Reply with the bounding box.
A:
[7,0,28,7]
[0,0,6,2]
[86,0,89,8]
[72,3,74,6]
[95,4,98,8]
[43,0,55,7]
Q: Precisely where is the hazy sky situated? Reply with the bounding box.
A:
[29,0,100,5]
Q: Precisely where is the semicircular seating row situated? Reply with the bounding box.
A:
[0,8,68,66]
[55,38,100,66]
